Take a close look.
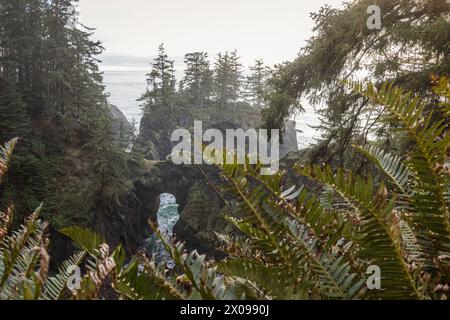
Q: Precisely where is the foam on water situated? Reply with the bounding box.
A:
[143,193,180,268]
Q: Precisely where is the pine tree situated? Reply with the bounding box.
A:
[91,109,127,204]
[0,0,104,139]
[229,50,242,114]
[0,75,31,142]
[45,0,75,115]
[263,0,450,166]
[0,0,27,82]
[182,52,213,109]
[141,44,176,111]
[244,59,271,110]
[213,50,242,113]
[0,0,118,224]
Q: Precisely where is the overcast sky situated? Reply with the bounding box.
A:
[78,0,346,71]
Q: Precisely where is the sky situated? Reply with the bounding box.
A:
[78,0,346,71]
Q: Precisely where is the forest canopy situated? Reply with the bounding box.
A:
[263,0,450,165]
[0,0,449,302]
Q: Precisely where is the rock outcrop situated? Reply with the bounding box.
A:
[59,104,302,261]
[126,104,301,257]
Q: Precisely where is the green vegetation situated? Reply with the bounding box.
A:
[0,0,449,300]
[262,0,450,163]
[0,0,134,231]
[139,44,272,118]
[0,78,448,300]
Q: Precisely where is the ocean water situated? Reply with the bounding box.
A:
[143,193,180,268]
[103,70,321,148]
[103,70,148,124]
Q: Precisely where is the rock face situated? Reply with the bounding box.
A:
[138,106,258,160]
[109,104,131,131]
[128,105,300,257]
[127,153,312,259]
[138,105,298,160]
[108,104,133,148]
[53,104,301,260]
[129,161,230,257]
[280,120,300,158]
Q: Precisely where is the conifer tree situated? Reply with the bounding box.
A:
[0,75,31,142]
[213,50,242,113]
[0,0,104,134]
[141,44,176,111]
[91,108,127,203]
[182,52,213,109]
[245,59,271,110]
[0,0,119,223]
[263,0,450,165]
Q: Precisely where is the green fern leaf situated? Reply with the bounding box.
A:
[42,250,87,300]
[59,227,105,256]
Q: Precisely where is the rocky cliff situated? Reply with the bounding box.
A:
[126,104,301,257]
[4,81,303,265]
[56,104,301,262]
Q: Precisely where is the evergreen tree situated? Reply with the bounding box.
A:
[141,44,176,111]
[91,108,127,204]
[0,75,31,142]
[44,0,76,115]
[213,50,242,113]
[0,0,122,225]
[244,59,271,110]
[263,0,450,166]
[181,52,213,109]
[0,0,105,139]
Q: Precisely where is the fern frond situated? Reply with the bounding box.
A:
[56,229,113,300]
[241,164,344,247]
[0,205,49,300]
[0,204,14,242]
[218,258,298,299]
[0,204,45,288]
[432,76,450,117]
[149,222,239,300]
[354,145,411,196]
[59,227,105,256]
[0,138,18,184]
[297,165,421,299]
[42,250,87,300]
[72,244,116,300]
[107,241,186,301]
[344,80,449,192]
[217,163,364,299]
[137,255,186,300]
[399,220,423,265]
[344,80,450,273]
[287,220,365,299]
